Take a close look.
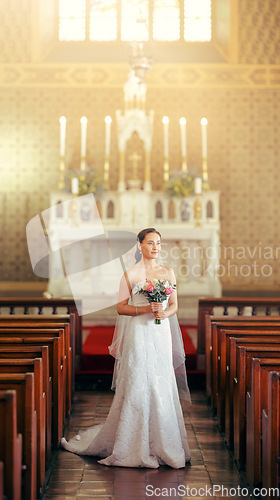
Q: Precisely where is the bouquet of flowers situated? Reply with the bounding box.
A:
[136,278,176,324]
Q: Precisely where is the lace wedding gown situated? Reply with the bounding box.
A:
[61,281,191,468]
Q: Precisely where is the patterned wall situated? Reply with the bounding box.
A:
[239,0,280,64]
[0,0,280,291]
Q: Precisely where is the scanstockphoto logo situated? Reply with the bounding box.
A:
[26,194,138,316]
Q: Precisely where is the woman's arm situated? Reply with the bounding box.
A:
[116,273,152,316]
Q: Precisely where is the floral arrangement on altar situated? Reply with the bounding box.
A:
[135,278,176,324]
[165,168,197,198]
[64,166,104,196]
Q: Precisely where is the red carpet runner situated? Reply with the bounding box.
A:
[80,324,197,374]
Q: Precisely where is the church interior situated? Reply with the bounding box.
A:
[0,0,280,498]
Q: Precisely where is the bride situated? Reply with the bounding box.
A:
[61,227,191,468]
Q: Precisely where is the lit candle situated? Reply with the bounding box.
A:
[201,117,208,158]
[195,177,202,195]
[162,116,169,157]
[80,116,87,158]
[71,177,79,195]
[104,116,112,156]
[59,116,66,156]
[179,117,187,158]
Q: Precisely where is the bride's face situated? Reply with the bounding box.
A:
[139,233,161,260]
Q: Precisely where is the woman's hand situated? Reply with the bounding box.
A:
[149,302,166,320]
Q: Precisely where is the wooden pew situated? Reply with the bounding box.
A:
[0,314,75,400]
[206,315,280,407]
[218,330,280,433]
[198,297,280,355]
[0,298,82,358]
[0,322,71,416]
[0,359,45,494]
[0,327,67,424]
[246,357,280,488]
[0,390,22,500]
[0,346,51,464]
[262,371,280,497]
[233,345,280,468]
[224,335,280,446]
[0,337,63,449]
[0,461,3,500]
[0,374,37,500]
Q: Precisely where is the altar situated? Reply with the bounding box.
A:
[46,54,222,322]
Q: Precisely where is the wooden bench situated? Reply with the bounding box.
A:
[0,374,37,500]
[233,345,280,468]
[0,346,51,464]
[0,359,45,493]
[0,314,76,400]
[0,298,82,357]
[218,329,280,433]
[0,337,63,449]
[198,297,280,355]
[206,315,280,408]
[261,371,280,497]
[0,390,22,500]
[246,357,280,488]
[224,335,280,446]
[0,318,72,414]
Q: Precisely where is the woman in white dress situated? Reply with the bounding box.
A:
[61,227,191,468]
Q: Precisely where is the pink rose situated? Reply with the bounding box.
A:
[146,285,154,292]
[165,287,173,295]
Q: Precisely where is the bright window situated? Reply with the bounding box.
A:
[90,0,118,41]
[58,0,212,43]
[59,0,86,41]
[184,0,211,42]
[153,0,180,41]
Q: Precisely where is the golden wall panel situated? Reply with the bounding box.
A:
[1,84,280,291]
[239,0,280,64]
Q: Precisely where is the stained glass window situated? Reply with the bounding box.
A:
[59,0,86,41]
[184,0,211,42]
[90,0,117,41]
[121,0,149,42]
[153,0,180,41]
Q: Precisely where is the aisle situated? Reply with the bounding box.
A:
[42,390,250,499]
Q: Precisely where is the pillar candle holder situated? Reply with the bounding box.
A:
[194,193,202,227]
[163,157,169,182]
[80,157,86,172]
[58,156,66,190]
[104,155,110,189]
[202,157,210,191]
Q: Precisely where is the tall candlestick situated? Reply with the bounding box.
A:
[179,117,187,157]
[80,116,87,157]
[104,116,112,156]
[201,117,208,158]
[59,116,66,156]
[195,177,202,195]
[162,116,169,157]
[71,177,79,195]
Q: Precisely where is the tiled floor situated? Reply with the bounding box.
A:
[42,390,250,499]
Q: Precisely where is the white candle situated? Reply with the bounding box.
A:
[179,117,187,158]
[104,116,112,156]
[195,177,202,195]
[80,116,87,157]
[201,117,208,158]
[162,116,169,157]
[59,116,66,156]
[71,177,79,195]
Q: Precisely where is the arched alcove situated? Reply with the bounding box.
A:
[107,200,114,218]
[206,200,214,218]
[168,200,176,220]
[155,200,163,219]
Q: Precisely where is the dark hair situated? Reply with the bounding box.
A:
[135,228,162,263]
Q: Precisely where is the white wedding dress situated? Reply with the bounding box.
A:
[61,281,191,468]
